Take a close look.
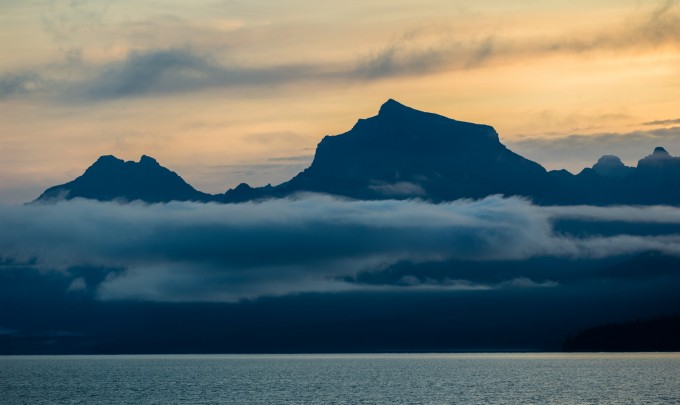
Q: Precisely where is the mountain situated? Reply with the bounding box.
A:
[590,155,634,178]
[36,155,211,203]
[34,99,680,205]
[260,99,551,202]
[552,146,680,205]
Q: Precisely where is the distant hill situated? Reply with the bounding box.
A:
[563,316,680,352]
[34,100,680,205]
[36,155,211,203]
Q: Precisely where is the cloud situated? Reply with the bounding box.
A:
[0,72,46,99]
[0,48,334,102]
[369,181,426,197]
[644,118,680,126]
[267,155,315,163]
[354,1,680,79]
[516,0,680,56]
[40,0,109,43]
[67,277,87,292]
[542,204,680,224]
[354,31,495,79]
[1,196,679,302]
[71,48,326,101]
[3,1,678,102]
[355,41,441,79]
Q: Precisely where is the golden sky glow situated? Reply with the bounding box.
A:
[1,0,680,203]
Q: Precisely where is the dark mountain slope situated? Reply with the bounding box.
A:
[267,99,551,201]
[36,155,211,203]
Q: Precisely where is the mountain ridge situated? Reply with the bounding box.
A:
[34,99,680,205]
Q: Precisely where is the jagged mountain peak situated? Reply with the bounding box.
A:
[95,154,123,163]
[139,155,160,166]
[35,154,209,203]
[90,154,159,167]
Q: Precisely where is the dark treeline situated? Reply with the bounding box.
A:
[563,315,680,352]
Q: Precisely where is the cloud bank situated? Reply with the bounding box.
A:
[1,196,679,302]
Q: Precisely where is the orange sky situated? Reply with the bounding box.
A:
[1,0,680,203]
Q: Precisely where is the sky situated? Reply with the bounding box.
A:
[2,0,680,203]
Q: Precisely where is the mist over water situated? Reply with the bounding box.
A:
[2,354,679,404]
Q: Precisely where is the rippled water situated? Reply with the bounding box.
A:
[1,353,679,404]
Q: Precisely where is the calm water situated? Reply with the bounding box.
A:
[1,353,679,404]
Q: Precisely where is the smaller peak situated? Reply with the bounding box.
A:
[139,155,159,165]
[382,98,403,108]
[94,155,124,165]
[637,146,675,169]
[595,155,625,166]
[234,183,252,191]
[653,146,670,157]
[96,154,121,162]
[592,155,632,177]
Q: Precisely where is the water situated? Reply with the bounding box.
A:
[1,353,679,404]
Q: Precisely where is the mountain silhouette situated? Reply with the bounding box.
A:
[590,155,634,178]
[258,99,550,201]
[36,155,211,203]
[34,100,680,205]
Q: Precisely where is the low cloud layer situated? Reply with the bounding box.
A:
[1,196,679,302]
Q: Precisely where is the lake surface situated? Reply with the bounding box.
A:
[1,353,679,404]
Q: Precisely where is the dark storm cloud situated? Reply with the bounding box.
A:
[1,196,679,302]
